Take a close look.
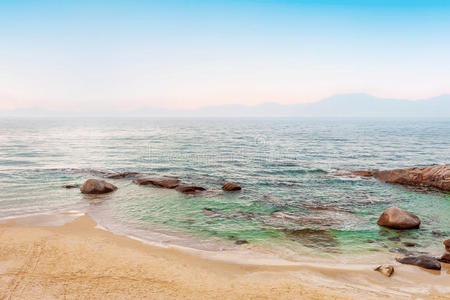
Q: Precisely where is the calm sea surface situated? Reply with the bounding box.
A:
[0,118,449,257]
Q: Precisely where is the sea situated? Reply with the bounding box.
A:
[0,117,449,260]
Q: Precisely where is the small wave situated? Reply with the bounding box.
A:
[262,168,328,175]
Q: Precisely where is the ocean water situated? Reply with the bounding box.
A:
[0,118,449,258]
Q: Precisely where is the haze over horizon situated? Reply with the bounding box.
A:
[1,0,450,111]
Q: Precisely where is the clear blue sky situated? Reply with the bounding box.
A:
[1,0,449,111]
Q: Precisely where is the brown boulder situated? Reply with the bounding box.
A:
[80,179,117,194]
[377,206,420,229]
[135,177,179,189]
[444,239,450,252]
[222,183,242,191]
[175,185,206,194]
[372,165,450,191]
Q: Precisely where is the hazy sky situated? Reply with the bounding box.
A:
[1,0,449,111]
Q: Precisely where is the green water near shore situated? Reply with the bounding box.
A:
[0,118,449,255]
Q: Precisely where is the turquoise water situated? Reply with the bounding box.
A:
[0,118,449,256]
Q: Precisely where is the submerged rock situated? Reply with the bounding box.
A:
[438,253,450,263]
[202,208,221,218]
[354,165,450,191]
[377,206,420,229]
[268,209,359,230]
[222,182,242,191]
[396,255,441,270]
[374,264,394,277]
[283,228,339,249]
[302,202,352,213]
[80,179,117,194]
[175,185,206,194]
[106,171,141,179]
[63,184,80,189]
[134,177,180,189]
[235,240,249,245]
[402,242,420,247]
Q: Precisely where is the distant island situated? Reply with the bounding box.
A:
[1,93,450,117]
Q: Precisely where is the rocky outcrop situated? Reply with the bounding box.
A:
[175,185,206,194]
[377,206,420,229]
[374,265,394,277]
[352,165,450,191]
[222,183,242,191]
[80,179,117,194]
[135,177,180,189]
[396,255,441,270]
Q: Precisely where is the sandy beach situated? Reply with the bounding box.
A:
[0,213,448,300]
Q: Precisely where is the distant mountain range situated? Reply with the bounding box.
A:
[1,93,450,117]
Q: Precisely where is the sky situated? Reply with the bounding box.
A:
[0,0,449,111]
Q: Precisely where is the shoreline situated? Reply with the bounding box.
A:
[0,212,449,299]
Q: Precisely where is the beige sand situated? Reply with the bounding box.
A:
[0,214,449,299]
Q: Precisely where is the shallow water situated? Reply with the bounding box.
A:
[0,117,449,258]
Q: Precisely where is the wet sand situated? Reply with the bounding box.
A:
[0,213,449,299]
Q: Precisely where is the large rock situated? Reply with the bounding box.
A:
[80,179,117,194]
[396,255,441,270]
[222,182,242,191]
[358,165,450,191]
[134,177,179,189]
[377,206,420,229]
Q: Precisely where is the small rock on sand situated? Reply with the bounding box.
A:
[374,265,394,277]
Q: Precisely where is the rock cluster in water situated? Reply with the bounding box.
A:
[351,164,450,191]
[72,170,244,196]
[80,179,117,194]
